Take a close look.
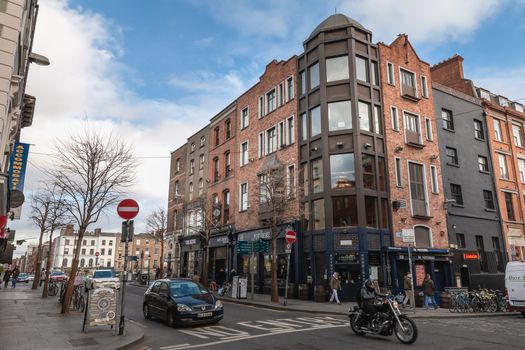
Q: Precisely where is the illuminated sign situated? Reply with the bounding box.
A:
[463,252,479,260]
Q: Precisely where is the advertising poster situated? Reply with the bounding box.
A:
[87,288,118,327]
[415,264,426,287]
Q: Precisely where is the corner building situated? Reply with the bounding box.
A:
[298,15,390,301]
[378,35,452,291]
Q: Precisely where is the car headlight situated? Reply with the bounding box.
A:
[214,300,223,309]
[177,304,192,312]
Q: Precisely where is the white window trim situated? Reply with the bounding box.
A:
[266,124,278,154]
[425,117,433,141]
[287,115,295,145]
[430,165,439,193]
[239,182,248,212]
[497,152,509,179]
[493,118,503,142]
[286,75,294,102]
[240,106,249,129]
[287,164,296,197]
[420,75,429,98]
[266,87,277,114]
[278,82,284,107]
[258,96,265,118]
[395,157,402,187]
[278,121,285,148]
[407,160,430,217]
[391,106,399,131]
[386,61,395,85]
[398,66,419,98]
[258,132,265,158]
[240,141,249,167]
[518,159,525,183]
[402,109,423,145]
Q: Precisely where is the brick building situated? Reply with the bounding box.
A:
[379,35,451,290]
[128,233,163,278]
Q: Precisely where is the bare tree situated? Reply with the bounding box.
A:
[146,208,168,278]
[30,188,53,290]
[50,129,134,314]
[257,155,288,303]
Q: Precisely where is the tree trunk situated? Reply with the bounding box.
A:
[159,237,164,278]
[270,235,279,303]
[42,231,54,298]
[61,228,84,314]
[32,229,46,289]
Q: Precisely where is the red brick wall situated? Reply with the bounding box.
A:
[167,145,187,233]
[379,36,448,249]
[430,55,476,97]
[235,58,300,231]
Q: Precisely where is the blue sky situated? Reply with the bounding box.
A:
[13,0,525,254]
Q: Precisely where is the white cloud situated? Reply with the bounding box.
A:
[337,0,503,44]
[13,0,235,256]
[470,65,525,101]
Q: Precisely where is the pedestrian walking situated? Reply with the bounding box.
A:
[216,268,226,287]
[229,269,237,284]
[403,271,414,308]
[2,269,11,288]
[329,272,342,305]
[422,274,438,310]
[11,267,19,288]
[155,267,160,280]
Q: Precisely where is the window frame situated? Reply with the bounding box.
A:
[420,75,428,98]
[241,106,249,129]
[391,106,399,131]
[483,190,495,210]
[445,147,459,166]
[473,119,484,140]
[478,155,489,173]
[395,157,402,187]
[386,61,395,85]
[425,117,433,141]
[240,141,249,167]
[498,153,509,179]
[286,76,294,101]
[493,118,503,142]
[450,183,464,206]
[430,165,439,193]
[239,182,248,212]
[442,109,454,131]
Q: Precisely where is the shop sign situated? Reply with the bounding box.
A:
[87,288,117,327]
[340,239,353,246]
[209,235,229,247]
[335,253,358,263]
[401,229,415,243]
[463,252,479,260]
[238,228,271,242]
[184,238,197,246]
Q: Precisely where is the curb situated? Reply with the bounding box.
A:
[220,297,519,320]
[97,323,144,350]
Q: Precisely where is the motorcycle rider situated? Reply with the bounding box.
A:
[359,279,388,327]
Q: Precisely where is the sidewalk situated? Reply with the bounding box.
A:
[0,284,143,350]
[219,292,517,319]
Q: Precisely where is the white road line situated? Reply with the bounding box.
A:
[127,319,149,329]
[221,301,285,312]
[160,324,347,350]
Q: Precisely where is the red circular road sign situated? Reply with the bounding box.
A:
[95,252,100,257]
[117,198,140,220]
[285,230,296,244]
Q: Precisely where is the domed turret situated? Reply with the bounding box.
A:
[308,13,365,40]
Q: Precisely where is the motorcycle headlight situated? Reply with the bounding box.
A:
[177,304,192,312]
[214,300,223,309]
[392,301,399,308]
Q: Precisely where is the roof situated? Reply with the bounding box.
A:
[308,13,365,40]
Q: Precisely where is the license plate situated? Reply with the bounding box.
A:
[197,312,213,318]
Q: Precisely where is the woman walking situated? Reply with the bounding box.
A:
[329,272,342,305]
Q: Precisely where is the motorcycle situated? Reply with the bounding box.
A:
[349,295,418,344]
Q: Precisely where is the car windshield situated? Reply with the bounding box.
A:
[169,281,208,297]
[94,271,113,278]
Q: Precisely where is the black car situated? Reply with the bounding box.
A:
[143,279,223,326]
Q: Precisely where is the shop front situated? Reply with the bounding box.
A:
[387,247,454,298]
[179,235,202,278]
[208,233,231,282]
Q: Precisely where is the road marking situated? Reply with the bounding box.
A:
[160,323,347,350]
[222,301,285,312]
[178,325,249,339]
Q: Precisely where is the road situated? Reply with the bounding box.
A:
[124,284,525,350]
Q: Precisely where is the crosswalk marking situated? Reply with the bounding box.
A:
[178,325,249,339]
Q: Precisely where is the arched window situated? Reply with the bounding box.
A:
[414,226,431,248]
[175,181,180,195]
[189,182,194,200]
[198,178,204,196]
[62,258,68,267]
[80,258,85,267]
[223,190,230,223]
[88,258,94,267]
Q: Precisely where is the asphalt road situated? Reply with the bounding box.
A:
[125,284,525,350]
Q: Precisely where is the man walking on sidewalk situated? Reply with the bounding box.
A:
[422,274,438,310]
[403,272,413,308]
[2,269,11,288]
[11,267,19,288]
[329,272,342,305]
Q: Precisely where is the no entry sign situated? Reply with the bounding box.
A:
[117,199,139,220]
[285,230,296,244]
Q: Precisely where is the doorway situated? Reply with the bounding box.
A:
[335,263,361,301]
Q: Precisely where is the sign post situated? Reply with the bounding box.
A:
[402,229,416,312]
[117,199,139,336]
[283,230,296,306]
[251,240,255,301]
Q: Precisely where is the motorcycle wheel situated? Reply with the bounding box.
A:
[349,315,365,336]
[394,315,418,344]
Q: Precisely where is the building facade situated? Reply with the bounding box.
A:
[432,80,505,290]
[379,35,451,291]
[127,233,163,278]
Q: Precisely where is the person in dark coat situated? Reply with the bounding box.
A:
[11,268,19,288]
[2,269,11,288]
[229,269,237,284]
[216,268,226,287]
[422,274,438,309]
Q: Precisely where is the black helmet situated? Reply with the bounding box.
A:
[364,278,375,292]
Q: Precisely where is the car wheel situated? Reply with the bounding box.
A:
[167,310,177,327]
[143,303,152,320]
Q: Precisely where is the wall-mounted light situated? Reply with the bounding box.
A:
[364,143,372,149]
[430,155,439,161]
[451,224,457,230]
[336,142,344,148]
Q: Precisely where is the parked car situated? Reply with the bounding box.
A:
[16,273,30,283]
[505,261,525,317]
[143,279,223,326]
[49,271,68,283]
[28,275,34,282]
[85,269,119,290]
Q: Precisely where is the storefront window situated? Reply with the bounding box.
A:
[313,199,325,230]
[312,158,323,193]
[332,196,358,227]
[330,153,355,189]
[365,196,378,228]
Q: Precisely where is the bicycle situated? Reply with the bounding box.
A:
[218,282,231,297]
[48,281,59,296]
[72,285,86,312]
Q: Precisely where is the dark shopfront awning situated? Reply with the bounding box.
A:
[387,246,452,261]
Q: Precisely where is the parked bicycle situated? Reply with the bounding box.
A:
[72,284,86,312]
[449,288,506,313]
[48,281,59,297]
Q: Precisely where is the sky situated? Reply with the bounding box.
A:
[13,0,525,256]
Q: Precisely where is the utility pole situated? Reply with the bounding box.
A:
[119,220,133,335]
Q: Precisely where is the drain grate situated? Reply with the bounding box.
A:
[69,338,99,347]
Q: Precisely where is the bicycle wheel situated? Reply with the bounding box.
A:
[79,295,86,313]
